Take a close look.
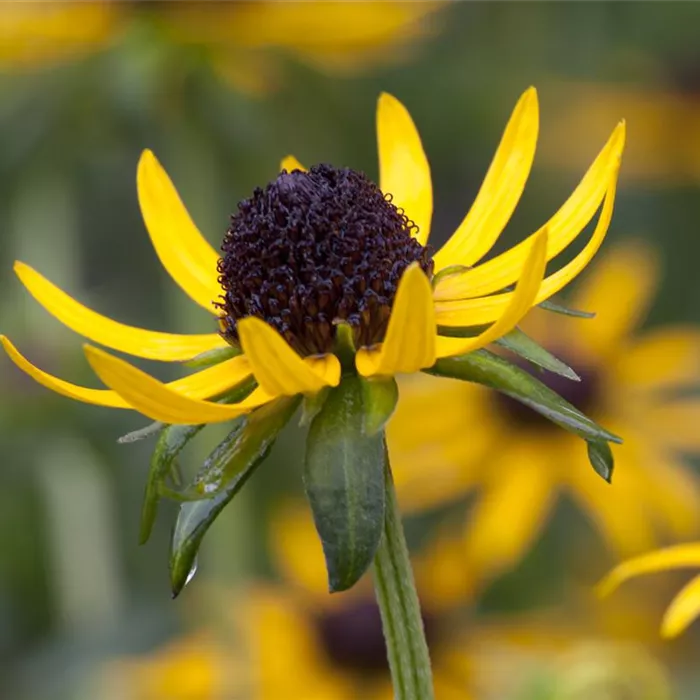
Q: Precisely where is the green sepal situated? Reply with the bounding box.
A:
[140,424,205,545]
[496,328,581,381]
[118,420,165,444]
[304,376,386,593]
[184,345,240,369]
[169,396,300,597]
[361,376,399,436]
[431,264,471,288]
[333,321,357,371]
[587,439,615,483]
[538,298,595,319]
[427,349,621,445]
[299,388,331,428]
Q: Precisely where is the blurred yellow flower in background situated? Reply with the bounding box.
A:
[600,543,700,639]
[0,1,443,95]
[104,501,475,699]
[389,241,700,585]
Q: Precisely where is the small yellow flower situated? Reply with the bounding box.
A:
[2,88,623,427]
[389,242,700,584]
[599,543,700,639]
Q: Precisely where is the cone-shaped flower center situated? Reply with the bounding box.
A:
[218,164,434,355]
[497,352,601,428]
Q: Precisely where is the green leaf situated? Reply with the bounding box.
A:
[169,396,299,597]
[538,298,595,319]
[184,345,240,369]
[496,328,581,381]
[587,439,615,483]
[427,349,621,445]
[361,376,399,436]
[431,264,471,288]
[299,387,331,427]
[304,376,386,593]
[118,420,165,444]
[140,424,204,545]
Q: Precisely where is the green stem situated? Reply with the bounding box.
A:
[373,452,434,700]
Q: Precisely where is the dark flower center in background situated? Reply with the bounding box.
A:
[496,353,601,429]
[316,598,436,677]
[218,164,434,356]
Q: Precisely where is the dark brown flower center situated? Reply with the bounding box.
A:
[315,597,437,677]
[496,351,601,428]
[217,164,434,356]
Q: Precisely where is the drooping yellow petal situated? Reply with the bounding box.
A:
[2,336,253,409]
[377,93,432,245]
[433,87,539,271]
[434,164,619,327]
[435,229,548,358]
[355,263,436,377]
[237,317,340,396]
[137,150,221,314]
[84,345,272,424]
[661,573,700,638]
[434,120,625,301]
[642,400,700,452]
[280,155,306,172]
[597,543,700,598]
[14,262,227,361]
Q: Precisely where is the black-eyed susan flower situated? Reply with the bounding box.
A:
[2,87,624,671]
[599,543,700,639]
[389,241,700,586]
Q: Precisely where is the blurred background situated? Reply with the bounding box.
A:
[3,2,700,698]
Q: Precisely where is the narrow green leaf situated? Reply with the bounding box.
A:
[304,376,386,593]
[539,298,595,319]
[184,345,240,369]
[139,377,258,545]
[299,387,330,427]
[140,424,204,545]
[333,321,357,371]
[587,439,615,483]
[361,376,399,436]
[169,396,299,597]
[431,264,471,288]
[496,328,581,381]
[427,349,622,444]
[118,420,165,444]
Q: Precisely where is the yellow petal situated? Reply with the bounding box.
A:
[662,573,700,638]
[434,120,626,302]
[617,327,700,391]
[463,439,555,580]
[433,87,539,271]
[355,263,436,377]
[237,317,340,396]
[280,155,306,172]
[84,345,272,424]
[137,150,221,314]
[435,229,547,358]
[2,335,253,409]
[434,163,619,327]
[643,401,700,453]
[377,92,432,245]
[597,543,700,598]
[14,262,227,361]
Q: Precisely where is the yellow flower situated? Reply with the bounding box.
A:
[599,543,700,639]
[0,2,441,94]
[389,242,700,584]
[2,87,623,427]
[106,503,475,700]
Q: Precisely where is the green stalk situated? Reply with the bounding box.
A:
[373,453,434,699]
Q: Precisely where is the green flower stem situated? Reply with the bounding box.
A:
[373,453,434,700]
